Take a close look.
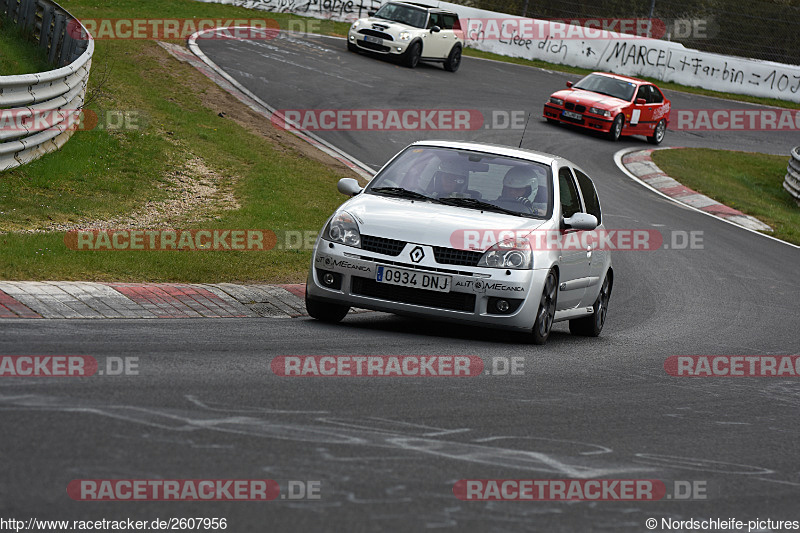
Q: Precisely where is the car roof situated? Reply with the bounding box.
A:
[407,140,572,168]
[389,1,457,14]
[589,71,649,85]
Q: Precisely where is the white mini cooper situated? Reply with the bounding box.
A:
[347,1,463,71]
[305,141,614,344]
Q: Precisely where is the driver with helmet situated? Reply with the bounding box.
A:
[493,165,542,214]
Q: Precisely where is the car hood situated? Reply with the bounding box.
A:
[361,18,419,34]
[551,88,629,110]
[341,194,547,251]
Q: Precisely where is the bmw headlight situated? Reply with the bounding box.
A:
[325,211,361,248]
[589,107,611,117]
[549,97,564,106]
[477,237,532,269]
[399,31,411,41]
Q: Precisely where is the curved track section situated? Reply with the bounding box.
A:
[1,31,798,532]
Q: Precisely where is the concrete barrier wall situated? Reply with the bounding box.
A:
[194,0,800,103]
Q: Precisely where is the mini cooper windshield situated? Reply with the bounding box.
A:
[572,73,637,101]
[366,146,553,218]
[372,3,428,28]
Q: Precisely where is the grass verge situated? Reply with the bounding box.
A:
[0,1,358,282]
[651,148,799,245]
[0,17,51,74]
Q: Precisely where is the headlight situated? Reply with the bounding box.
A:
[549,97,564,106]
[477,237,532,269]
[325,211,361,248]
[399,31,411,41]
[588,107,611,117]
[351,20,360,30]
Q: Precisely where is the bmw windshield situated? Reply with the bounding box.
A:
[573,73,637,101]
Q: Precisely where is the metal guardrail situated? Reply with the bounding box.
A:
[784,147,800,206]
[0,0,94,171]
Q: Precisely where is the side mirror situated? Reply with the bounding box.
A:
[430,25,441,33]
[368,11,376,16]
[635,98,646,105]
[563,213,598,230]
[566,81,573,88]
[337,178,362,197]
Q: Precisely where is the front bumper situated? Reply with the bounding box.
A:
[348,29,411,55]
[307,239,551,332]
[543,103,614,133]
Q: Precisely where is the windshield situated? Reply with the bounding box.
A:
[573,73,637,101]
[372,3,428,28]
[366,146,552,218]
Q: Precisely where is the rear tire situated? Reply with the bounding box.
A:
[403,41,421,68]
[647,119,666,145]
[444,44,461,72]
[305,291,350,323]
[569,274,612,337]
[606,115,624,141]
[531,270,558,345]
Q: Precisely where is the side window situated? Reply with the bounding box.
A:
[559,167,581,218]
[574,169,601,224]
[649,85,664,103]
[427,13,442,29]
[442,14,457,30]
[636,86,648,103]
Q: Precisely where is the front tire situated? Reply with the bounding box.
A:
[531,270,558,345]
[347,41,359,53]
[606,114,624,141]
[444,44,461,72]
[647,119,666,145]
[403,41,422,68]
[305,292,350,323]
[569,274,612,337]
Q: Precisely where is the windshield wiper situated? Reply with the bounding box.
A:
[437,197,525,216]
[371,187,441,203]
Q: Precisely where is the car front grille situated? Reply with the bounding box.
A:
[358,29,394,41]
[351,277,476,312]
[361,235,406,256]
[565,102,587,113]
[357,40,391,52]
[432,246,483,267]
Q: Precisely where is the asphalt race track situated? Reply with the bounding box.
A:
[2,32,799,532]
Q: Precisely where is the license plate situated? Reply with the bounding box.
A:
[364,35,382,44]
[376,266,451,293]
[562,110,583,120]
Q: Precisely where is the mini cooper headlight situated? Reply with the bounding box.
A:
[399,31,411,41]
[549,97,564,106]
[325,211,361,248]
[477,237,532,270]
[588,107,611,117]
[351,20,361,30]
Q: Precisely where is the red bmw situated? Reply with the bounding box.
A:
[543,72,671,144]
